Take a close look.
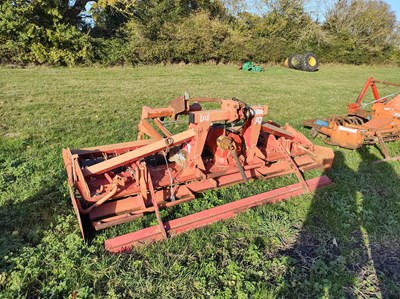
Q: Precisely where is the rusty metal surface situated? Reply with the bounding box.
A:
[62,95,334,250]
[304,78,400,159]
[105,175,333,253]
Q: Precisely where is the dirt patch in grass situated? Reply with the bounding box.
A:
[371,240,400,283]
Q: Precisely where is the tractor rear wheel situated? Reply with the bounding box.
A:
[288,54,302,69]
[288,55,295,68]
[301,53,319,72]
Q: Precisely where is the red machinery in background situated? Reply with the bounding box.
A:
[63,95,334,253]
[304,77,400,161]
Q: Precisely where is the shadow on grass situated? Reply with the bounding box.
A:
[278,149,400,298]
[0,185,66,270]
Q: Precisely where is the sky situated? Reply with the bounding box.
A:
[386,0,400,21]
[307,0,400,21]
[245,0,400,22]
[81,0,400,23]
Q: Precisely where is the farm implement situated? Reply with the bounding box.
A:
[62,95,334,253]
[303,77,400,161]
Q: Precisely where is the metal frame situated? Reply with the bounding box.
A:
[63,95,334,252]
[303,77,400,161]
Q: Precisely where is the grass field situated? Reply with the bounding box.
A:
[1,64,399,298]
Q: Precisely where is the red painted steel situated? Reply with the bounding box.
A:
[62,95,335,250]
[303,77,400,160]
[105,175,332,253]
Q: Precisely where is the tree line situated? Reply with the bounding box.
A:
[0,0,399,66]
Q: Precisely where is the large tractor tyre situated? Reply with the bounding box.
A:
[288,55,295,68]
[288,54,303,69]
[301,53,319,72]
[294,54,303,70]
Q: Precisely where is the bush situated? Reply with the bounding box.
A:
[1,0,399,66]
[90,38,129,66]
[321,0,399,65]
[125,12,234,64]
[0,0,91,66]
[172,12,231,63]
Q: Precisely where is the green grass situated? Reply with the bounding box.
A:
[0,64,399,298]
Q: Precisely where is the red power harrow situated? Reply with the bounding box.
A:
[303,78,400,162]
[63,95,334,253]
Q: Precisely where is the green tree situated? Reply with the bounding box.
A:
[0,0,135,65]
[230,0,320,62]
[124,11,233,64]
[0,0,90,65]
[129,0,227,40]
[122,1,231,64]
[322,0,399,64]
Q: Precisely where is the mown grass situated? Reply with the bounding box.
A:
[0,64,399,298]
